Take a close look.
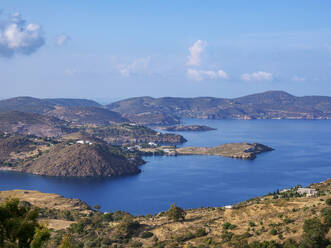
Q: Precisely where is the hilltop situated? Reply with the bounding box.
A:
[0,133,144,177]
[107,91,331,124]
[46,106,128,125]
[18,143,143,177]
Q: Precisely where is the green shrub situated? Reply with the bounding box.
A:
[222,222,237,230]
[326,198,331,205]
[195,228,207,237]
[269,228,278,235]
[141,231,153,239]
[166,203,186,222]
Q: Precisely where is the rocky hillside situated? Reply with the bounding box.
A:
[0,133,34,165]
[107,91,331,124]
[0,111,73,137]
[19,143,144,177]
[46,106,128,125]
[85,123,187,145]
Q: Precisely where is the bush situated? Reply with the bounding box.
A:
[141,231,153,239]
[249,221,256,227]
[301,217,329,248]
[222,222,237,230]
[0,198,50,247]
[326,198,331,206]
[166,204,186,222]
[221,231,233,242]
[269,228,278,235]
[195,228,207,237]
[93,204,101,210]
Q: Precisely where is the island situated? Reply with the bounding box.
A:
[139,142,273,160]
[157,124,216,132]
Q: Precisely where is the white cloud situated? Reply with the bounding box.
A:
[118,56,151,77]
[187,68,229,81]
[56,34,71,46]
[0,12,45,57]
[241,71,273,81]
[186,40,207,66]
[291,75,305,82]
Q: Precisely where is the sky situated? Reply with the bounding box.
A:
[1,1,331,103]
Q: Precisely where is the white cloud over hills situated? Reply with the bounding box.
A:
[186,40,207,66]
[0,12,45,57]
[241,71,273,81]
[187,69,228,81]
[118,56,151,77]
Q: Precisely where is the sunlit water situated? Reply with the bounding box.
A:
[1,119,330,215]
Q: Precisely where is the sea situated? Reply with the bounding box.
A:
[0,119,330,215]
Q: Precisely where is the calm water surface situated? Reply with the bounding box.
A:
[1,119,331,215]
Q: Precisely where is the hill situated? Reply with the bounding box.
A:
[107,91,331,124]
[0,96,101,114]
[18,143,144,177]
[0,111,73,137]
[0,96,130,126]
[46,106,128,125]
[84,123,187,145]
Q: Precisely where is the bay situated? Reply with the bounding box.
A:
[0,119,330,215]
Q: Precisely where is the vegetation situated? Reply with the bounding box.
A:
[166,204,186,222]
[0,198,50,247]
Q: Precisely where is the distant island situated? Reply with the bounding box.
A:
[157,125,216,132]
[1,91,331,126]
[107,91,331,124]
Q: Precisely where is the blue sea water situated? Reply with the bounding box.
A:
[0,119,331,215]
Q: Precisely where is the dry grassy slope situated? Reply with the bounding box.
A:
[131,179,331,247]
[0,190,91,212]
[0,190,92,230]
[0,180,330,247]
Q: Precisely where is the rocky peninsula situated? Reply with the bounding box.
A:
[158,125,216,132]
[176,142,273,159]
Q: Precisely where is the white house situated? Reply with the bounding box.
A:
[297,188,317,197]
[76,140,93,145]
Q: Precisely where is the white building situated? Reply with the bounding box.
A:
[297,188,317,197]
[76,140,93,145]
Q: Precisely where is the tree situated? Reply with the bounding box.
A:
[166,204,186,222]
[93,204,101,210]
[0,198,50,248]
[300,218,329,248]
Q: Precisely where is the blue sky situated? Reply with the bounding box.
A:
[1,1,331,102]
